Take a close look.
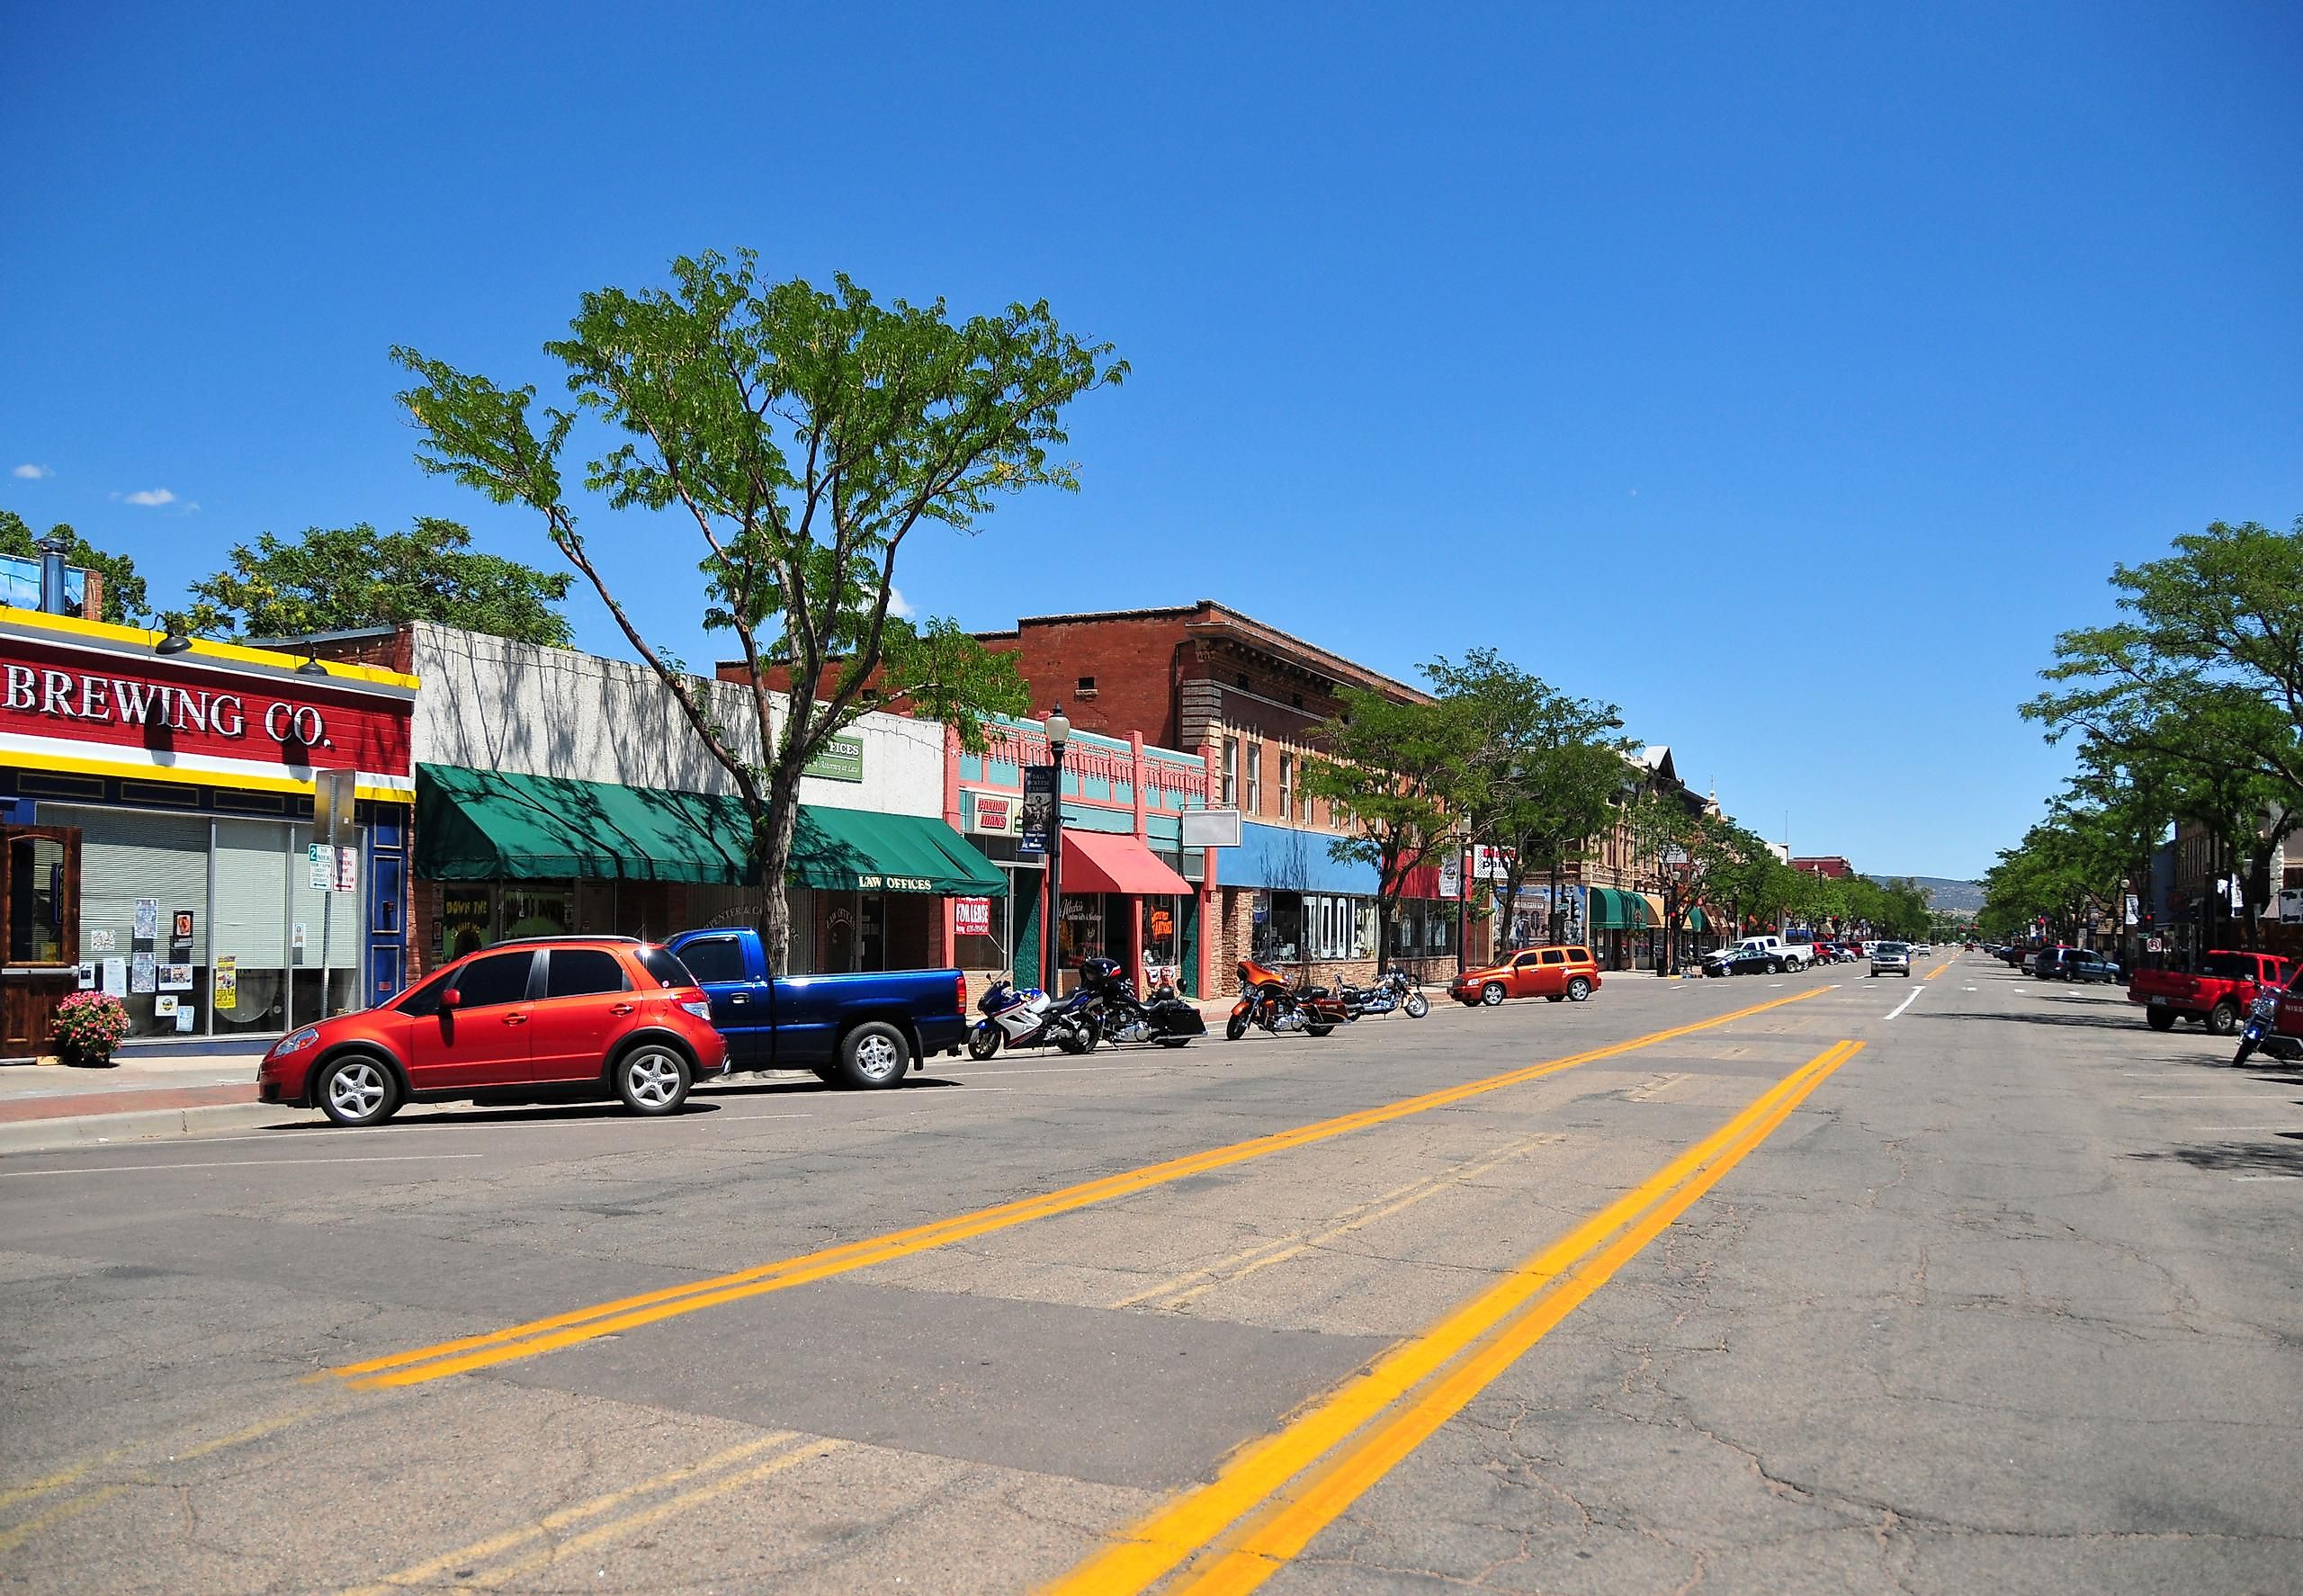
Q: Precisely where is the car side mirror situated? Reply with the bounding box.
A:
[440,988,462,1011]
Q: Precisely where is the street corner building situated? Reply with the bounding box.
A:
[0,605,416,1058]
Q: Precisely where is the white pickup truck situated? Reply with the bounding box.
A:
[1734,936,1812,972]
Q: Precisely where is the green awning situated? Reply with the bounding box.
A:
[787,804,1006,896]
[1586,886,1649,930]
[417,764,1004,895]
[1685,905,1710,933]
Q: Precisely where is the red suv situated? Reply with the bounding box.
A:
[258,937,729,1127]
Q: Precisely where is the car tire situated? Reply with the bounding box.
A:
[2145,1008,2176,1032]
[615,1042,693,1116]
[837,1021,911,1089]
[1545,993,1566,1003]
[1481,982,1506,1007]
[315,1052,399,1127]
[2206,1000,2240,1037]
[1566,977,1592,1001]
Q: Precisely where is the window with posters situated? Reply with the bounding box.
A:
[1143,897,1179,989]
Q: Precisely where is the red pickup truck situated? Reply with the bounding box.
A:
[2127,951,2290,1035]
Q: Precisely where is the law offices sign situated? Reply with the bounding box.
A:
[0,610,415,799]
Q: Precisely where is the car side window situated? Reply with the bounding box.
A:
[449,951,536,1010]
[545,948,629,999]
[397,969,454,1019]
[677,937,748,984]
[635,945,697,988]
[1566,947,1590,963]
[1541,950,1565,964]
[1514,952,1542,969]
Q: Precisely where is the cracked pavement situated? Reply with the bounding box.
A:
[0,955,2296,1592]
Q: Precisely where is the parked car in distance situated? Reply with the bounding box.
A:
[2027,945,2077,979]
[2032,946,2121,984]
[1451,945,1602,1007]
[1704,946,1786,977]
[667,927,972,1088]
[1870,941,1913,978]
[2128,950,2291,1035]
[1735,936,1811,971]
[259,937,728,1127]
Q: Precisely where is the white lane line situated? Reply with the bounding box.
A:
[2233,1174,2299,1182]
[2192,1125,2303,1132]
[0,1153,485,1178]
[1885,988,1924,1021]
[1963,986,1978,991]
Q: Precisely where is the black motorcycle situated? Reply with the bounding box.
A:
[1337,969,1429,1020]
[1076,956,1206,1048]
[2233,985,2300,1066]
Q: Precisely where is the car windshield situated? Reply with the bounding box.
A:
[1877,944,1908,955]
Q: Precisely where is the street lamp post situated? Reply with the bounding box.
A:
[1042,704,1071,995]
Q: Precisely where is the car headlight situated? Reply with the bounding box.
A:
[679,1000,712,1020]
[271,1027,320,1059]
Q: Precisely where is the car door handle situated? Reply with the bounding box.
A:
[609,1003,636,1016]
[728,994,748,1005]
[502,1012,528,1025]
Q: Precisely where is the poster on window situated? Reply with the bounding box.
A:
[954,897,991,937]
[159,964,193,991]
[101,956,127,996]
[132,898,159,944]
[213,955,237,1010]
[155,995,178,1018]
[130,952,156,994]
[439,893,491,960]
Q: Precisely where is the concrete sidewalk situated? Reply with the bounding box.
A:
[0,1052,275,1152]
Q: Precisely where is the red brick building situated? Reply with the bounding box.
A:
[1792,856,1855,879]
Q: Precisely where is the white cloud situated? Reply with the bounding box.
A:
[887,586,918,620]
[119,488,175,507]
[11,463,50,480]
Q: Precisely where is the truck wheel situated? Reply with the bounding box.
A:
[2144,1008,2177,1033]
[1566,977,1592,1001]
[838,1021,911,1089]
[2206,1000,2240,1037]
[317,1053,399,1127]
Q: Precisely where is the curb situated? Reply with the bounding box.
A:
[0,1100,305,1157]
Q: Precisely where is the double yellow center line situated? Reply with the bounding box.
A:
[333,986,1828,1389]
[1045,1036,1865,1596]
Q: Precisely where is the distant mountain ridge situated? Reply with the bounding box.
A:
[1867,874,1985,914]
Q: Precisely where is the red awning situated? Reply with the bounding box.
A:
[1059,829,1193,896]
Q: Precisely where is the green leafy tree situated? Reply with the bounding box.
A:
[0,509,148,624]
[1423,649,1631,952]
[395,252,1121,971]
[1626,786,1717,971]
[1301,689,1471,968]
[184,519,575,645]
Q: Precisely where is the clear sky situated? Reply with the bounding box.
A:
[4,3,2299,880]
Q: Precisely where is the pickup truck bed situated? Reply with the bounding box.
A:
[666,928,971,1089]
[2128,951,2289,1036]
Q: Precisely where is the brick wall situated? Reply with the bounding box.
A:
[1000,614,1193,744]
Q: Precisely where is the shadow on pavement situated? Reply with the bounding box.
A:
[270,1099,733,1132]
[2129,1133,2303,1178]
[1928,1009,2155,1034]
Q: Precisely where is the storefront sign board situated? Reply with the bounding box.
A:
[954,897,991,936]
[803,736,865,783]
[856,874,934,893]
[969,794,1015,836]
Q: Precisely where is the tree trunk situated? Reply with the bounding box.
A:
[749,780,806,975]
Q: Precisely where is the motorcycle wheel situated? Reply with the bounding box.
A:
[1306,1025,1334,1038]
[967,1026,1002,1062]
[1225,1012,1250,1042]
[1156,1036,1194,1048]
[1404,992,1429,1019]
[2234,1036,2259,1067]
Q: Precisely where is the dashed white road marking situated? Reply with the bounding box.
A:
[1885,988,1924,1021]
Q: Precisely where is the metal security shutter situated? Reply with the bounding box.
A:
[211,818,290,966]
[40,804,211,964]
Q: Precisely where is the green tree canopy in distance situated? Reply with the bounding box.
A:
[185,518,575,646]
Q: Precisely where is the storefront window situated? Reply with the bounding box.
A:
[1424,901,1456,955]
[1354,900,1377,960]
[60,806,211,1040]
[1059,893,1105,971]
[6,835,66,964]
[1144,896,1179,987]
[501,888,571,941]
[1254,890,1302,963]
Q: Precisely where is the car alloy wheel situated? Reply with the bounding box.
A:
[318,1054,395,1127]
[1482,982,1506,1006]
[839,1021,911,1089]
[618,1045,691,1115]
[1566,976,1592,1001]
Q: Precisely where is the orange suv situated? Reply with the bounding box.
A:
[257,937,729,1126]
[1450,945,1602,1008]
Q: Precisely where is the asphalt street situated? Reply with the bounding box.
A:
[1,951,2297,1594]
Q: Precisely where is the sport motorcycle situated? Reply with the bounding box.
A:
[968,979,1101,1061]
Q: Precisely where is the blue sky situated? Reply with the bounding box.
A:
[4,3,2299,880]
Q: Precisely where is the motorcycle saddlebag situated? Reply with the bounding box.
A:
[1149,999,1207,1036]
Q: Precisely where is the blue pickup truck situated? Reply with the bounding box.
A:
[665,928,971,1089]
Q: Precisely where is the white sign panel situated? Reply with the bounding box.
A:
[1180,808,1243,849]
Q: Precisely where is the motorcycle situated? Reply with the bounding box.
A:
[1076,955,1206,1048]
[1225,957,1356,1041]
[1337,968,1429,1020]
[968,979,1101,1061]
[2232,985,2300,1065]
